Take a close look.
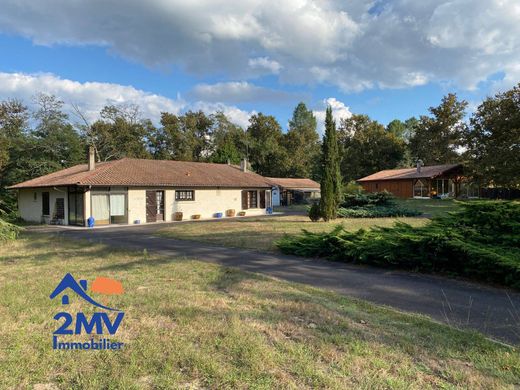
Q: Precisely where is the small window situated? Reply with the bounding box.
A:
[33,192,37,201]
[248,190,258,208]
[175,190,195,201]
[42,192,50,216]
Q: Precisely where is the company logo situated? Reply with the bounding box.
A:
[50,273,125,350]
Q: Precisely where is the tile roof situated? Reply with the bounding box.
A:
[266,177,320,189]
[357,164,462,182]
[9,158,272,189]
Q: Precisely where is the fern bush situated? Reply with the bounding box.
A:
[277,201,520,288]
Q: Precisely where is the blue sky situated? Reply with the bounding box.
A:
[0,1,518,132]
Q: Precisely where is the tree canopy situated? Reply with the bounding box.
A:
[339,114,405,182]
[409,93,467,165]
[464,84,520,187]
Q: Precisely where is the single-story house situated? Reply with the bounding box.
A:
[9,149,272,226]
[267,177,320,206]
[356,163,476,199]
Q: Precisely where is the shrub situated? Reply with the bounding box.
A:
[277,201,520,288]
[337,205,422,218]
[343,180,364,194]
[341,191,395,208]
[308,203,321,222]
[0,210,20,241]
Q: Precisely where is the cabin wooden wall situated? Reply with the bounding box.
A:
[360,180,413,198]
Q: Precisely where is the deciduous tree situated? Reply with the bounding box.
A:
[409,94,467,164]
[283,102,320,178]
[464,84,520,187]
[339,114,405,182]
[246,113,287,176]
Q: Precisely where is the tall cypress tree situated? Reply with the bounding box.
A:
[319,106,342,221]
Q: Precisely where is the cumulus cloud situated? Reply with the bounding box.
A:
[0,1,519,92]
[190,81,298,103]
[248,57,282,75]
[191,101,255,129]
[0,72,253,127]
[313,97,353,134]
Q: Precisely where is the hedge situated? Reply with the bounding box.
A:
[278,201,520,288]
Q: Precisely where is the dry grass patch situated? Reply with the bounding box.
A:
[0,234,518,389]
[157,215,428,251]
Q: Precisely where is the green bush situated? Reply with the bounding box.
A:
[341,191,395,208]
[277,201,520,288]
[0,210,20,241]
[337,205,422,218]
[343,180,364,194]
[308,203,321,222]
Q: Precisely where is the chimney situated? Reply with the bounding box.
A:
[416,159,423,173]
[88,146,95,171]
[240,158,247,172]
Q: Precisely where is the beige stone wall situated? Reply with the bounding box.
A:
[170,188,267,220]
[18,187,69,224]
[18,186,270,226]
[125,187,268,224]
[83,190,91,226]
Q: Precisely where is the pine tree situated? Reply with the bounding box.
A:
[319,106,342,221]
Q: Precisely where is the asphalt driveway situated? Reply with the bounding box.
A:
[40,222,520,345]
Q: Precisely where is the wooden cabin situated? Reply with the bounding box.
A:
[357,164,466,199]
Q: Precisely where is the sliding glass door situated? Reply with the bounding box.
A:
[92,194,110,225]
[68,187,85,226]
[90,188,128,225]
[109,194,126,224]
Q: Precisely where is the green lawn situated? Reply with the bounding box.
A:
[395,198,461,218]
[1,234,518,388]
[158,215,428,251]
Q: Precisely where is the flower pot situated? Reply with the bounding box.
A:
[173,212,183,221]
[238,211,246,217]
[191,214,201,220]
[226,209,236,217]
[215,212,223,218]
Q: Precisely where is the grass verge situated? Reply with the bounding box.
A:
[0,234,519,388]
[157,215,428,251]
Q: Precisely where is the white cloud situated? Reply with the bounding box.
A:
[191,101,255,129]
[248,57,282,75]
[0,1,519,92]
[190,81,296,103]
[0,72,253,127]
[313,97,353,134]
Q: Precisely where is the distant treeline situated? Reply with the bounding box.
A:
[1,84,519,210]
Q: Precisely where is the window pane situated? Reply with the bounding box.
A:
[92,194,110,221]
[176,190,194,200]
[110,194,125,216]
[42,192,50,215]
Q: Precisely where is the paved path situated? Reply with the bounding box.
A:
[38,222,520,345]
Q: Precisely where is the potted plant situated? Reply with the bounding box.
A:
[192,214,201,220]
[226,209,235,217]
[173,212,183,221]
[238,211,246,217]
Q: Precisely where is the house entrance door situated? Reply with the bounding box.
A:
[146,190,164,222]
